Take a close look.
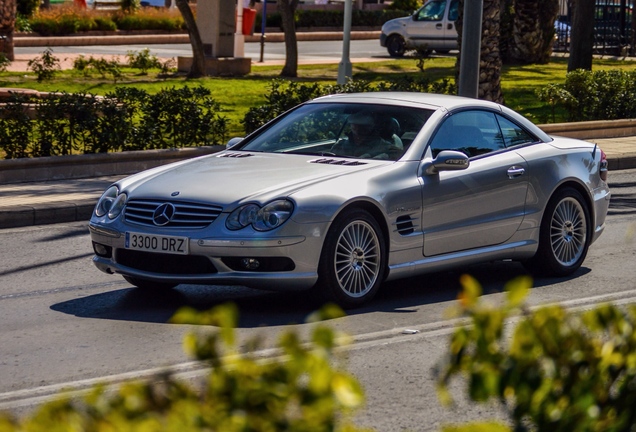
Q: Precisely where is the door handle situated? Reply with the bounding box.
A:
[507,166,525,178]
[436,23,443,29]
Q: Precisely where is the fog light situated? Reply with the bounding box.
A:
[241,258,260,270]
[92,242,112,258]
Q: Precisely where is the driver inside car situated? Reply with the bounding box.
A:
[331,111,401,159]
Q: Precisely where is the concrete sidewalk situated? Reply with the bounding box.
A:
[0,135,634,229]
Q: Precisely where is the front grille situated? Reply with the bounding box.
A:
[125,200,222,229]
[116,249,217,275]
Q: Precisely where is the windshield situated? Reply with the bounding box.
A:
[238,102,434,161]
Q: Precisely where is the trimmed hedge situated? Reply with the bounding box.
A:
[0,86,227,159]
[537,69,636,122]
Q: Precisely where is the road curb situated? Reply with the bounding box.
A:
[13,30,381,47]
[0,201,95,229]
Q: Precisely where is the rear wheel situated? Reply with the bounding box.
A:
[387,35,406,57]
[316,209,386,308]
[524,187,591,276]
[124,276,177,290]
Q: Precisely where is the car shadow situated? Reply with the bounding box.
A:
[50,261,591,329]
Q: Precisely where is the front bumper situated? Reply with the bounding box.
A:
[89,219,329,291]
[380,32,388,47]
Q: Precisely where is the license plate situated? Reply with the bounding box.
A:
[125,232,189,255]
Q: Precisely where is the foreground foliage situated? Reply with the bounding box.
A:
[0,304,369,431]
[438,275,636,432]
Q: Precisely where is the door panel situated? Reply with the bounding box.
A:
[409,0,449,50]
[421,152,529,256]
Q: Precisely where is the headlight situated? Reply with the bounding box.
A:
[94,186,127,219]
[108,193,127,219]
[226,200,294,231]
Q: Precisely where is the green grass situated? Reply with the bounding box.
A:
[2,55,636,137]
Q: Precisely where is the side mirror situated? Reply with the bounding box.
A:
[226,137,244,149]
[420,150,469,175]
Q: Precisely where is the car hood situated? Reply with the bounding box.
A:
[382,16,411,32]
[117,152,384,209]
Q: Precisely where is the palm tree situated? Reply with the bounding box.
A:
[568,0,595,71]
[0,0,16,61]
[506,0,559,64]
[456,0,504,103]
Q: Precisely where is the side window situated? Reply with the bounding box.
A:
[495,115,537,147]
[448,0,459,21]
[415,0,447,21]
[429,111,505,158]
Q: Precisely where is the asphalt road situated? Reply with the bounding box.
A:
[15,39,392,63]
[0,168,635,430]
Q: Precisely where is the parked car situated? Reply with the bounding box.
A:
[380,0,459,57]
[89,92,610,308]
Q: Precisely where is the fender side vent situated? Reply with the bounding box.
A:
[395,215,416,236]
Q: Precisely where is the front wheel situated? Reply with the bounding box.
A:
[124,276,177,290]
[524,187,591,277]
[387,35,406,57]
[316,209,387,308]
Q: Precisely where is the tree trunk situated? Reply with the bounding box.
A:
[456,0,504,103]
[278,0,299,77]
[176,0,206,78]
[0,0,16,61]
[507,0,558,64]
[568,0,595,71]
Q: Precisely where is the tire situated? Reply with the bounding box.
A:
[124,276,177,290]
[316,208,387,308]
[387,35,406,58]
[524,187,591,277]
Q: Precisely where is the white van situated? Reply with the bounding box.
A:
[380,0,459,57]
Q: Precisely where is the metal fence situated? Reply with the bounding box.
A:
[554,0,633,55]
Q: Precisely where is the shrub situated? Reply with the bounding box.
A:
[254,9,409,32]
[242,77,456,134]
[27,48,60,82]
[0,86,228,158]
[0,304,369,432]
[73,55,123,81]
[0,94,33,159]
[537,68,636,122]
[134,86,228,149]
[17,0,39,17]
[15,13,32,32]
[27,6,184,34]
[29,4,101,35]
[112,8,185,31]
[0,53,10,73]
[437,275,636,432]
[127,47,162,74]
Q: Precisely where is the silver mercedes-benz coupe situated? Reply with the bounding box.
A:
[89,92,611,308]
